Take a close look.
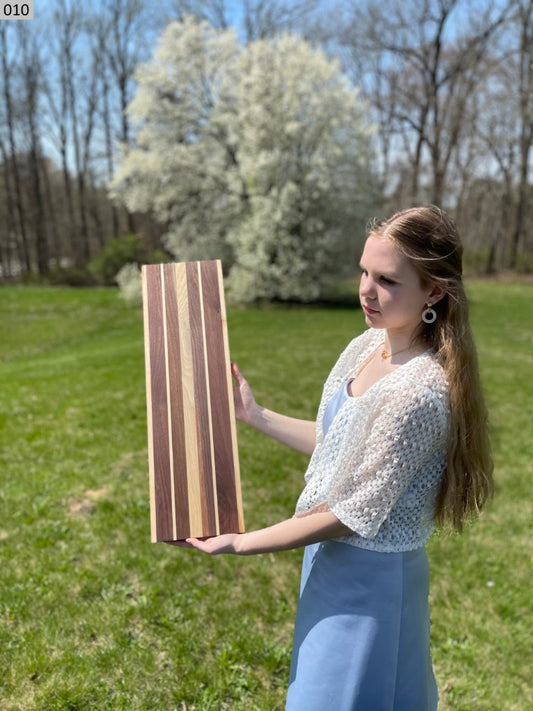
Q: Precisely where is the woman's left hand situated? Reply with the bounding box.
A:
[182,533,242,555]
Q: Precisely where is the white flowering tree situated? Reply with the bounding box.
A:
[110,17,241,266]
[111,16,380,302]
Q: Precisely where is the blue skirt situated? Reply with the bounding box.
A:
[286,541,438,711]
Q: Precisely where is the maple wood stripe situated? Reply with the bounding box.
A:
[185,262,218,536]
[201,261,243,532]
[162,264,191,540]
[142,265,173,542]
[141,269,157,541]
[174,262,204,537]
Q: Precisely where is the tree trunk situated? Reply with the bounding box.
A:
[1,26,31,273]
[508,0,533,268]
[41,157,61,267]
[101,63,120,238]
[65,44,90,263]
[0,138,17,277]
[20,26,49,275]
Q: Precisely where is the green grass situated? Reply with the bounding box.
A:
[0,282,530,710]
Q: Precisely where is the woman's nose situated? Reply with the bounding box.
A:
[359,274,375,298]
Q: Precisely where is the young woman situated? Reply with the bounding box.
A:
[182,206,493,710]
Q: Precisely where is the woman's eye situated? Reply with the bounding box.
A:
[380,276,396,285]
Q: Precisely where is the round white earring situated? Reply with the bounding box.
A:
[422,303,437,324]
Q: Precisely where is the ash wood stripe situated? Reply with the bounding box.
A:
[161,264,190,540]
[174,262,204,538]
[186,262,219,536]
[142,271,158,541]
[142,266,173,542]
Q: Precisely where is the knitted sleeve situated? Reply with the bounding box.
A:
[327,383,448,539]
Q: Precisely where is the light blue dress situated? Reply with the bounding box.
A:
[286,381,439,711]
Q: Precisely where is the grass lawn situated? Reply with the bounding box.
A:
[0,281,531,710]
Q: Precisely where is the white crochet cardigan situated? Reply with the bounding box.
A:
[295,328,449,552]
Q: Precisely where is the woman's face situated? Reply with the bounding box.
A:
[359,234,436,338]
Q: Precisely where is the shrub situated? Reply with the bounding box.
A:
[88,234,146,286]
[47,266,98,287]
[115,263,143,306]
[516,253,533,274]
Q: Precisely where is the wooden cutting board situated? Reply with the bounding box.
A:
[142,260,244,542]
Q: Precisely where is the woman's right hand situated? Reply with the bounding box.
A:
[231,362,259,425]
[231,362,316,454]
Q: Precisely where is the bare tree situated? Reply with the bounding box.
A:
[91,12,120,240]
[0,24,31,273]
[171,0,320,40]
[18,24,49,274]
[44,1,87,265]
[44,1,112,265]
[101,0,163,234]
[0,1,170,279]
[341,0,510,206]
[170,0,231,29]
[242,0,320,40]
[76,16,106,254]
[0,136,18,277]
[60,0,92,262]
[471,49,517,269]
[508,0,533,267]
[464,0,533,270]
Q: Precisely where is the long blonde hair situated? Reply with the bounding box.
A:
[370,205,493,531]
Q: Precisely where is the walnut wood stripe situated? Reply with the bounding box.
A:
[186,262,219,536]
[142,265,173,541]
[161,264,190,540]
[142,260,244,542]
[215,263,244,532]
[200,261,243,532]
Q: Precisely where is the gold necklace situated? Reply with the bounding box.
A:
[380,344,412,360]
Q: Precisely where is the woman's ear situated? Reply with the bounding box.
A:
[428,284,446,305]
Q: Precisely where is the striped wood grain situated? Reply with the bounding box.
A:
[142,260,244,542]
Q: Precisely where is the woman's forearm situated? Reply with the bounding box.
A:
[237,510,351,554]
[248,406,316,455]
[231,364,316,455]
[185,509,352,555]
